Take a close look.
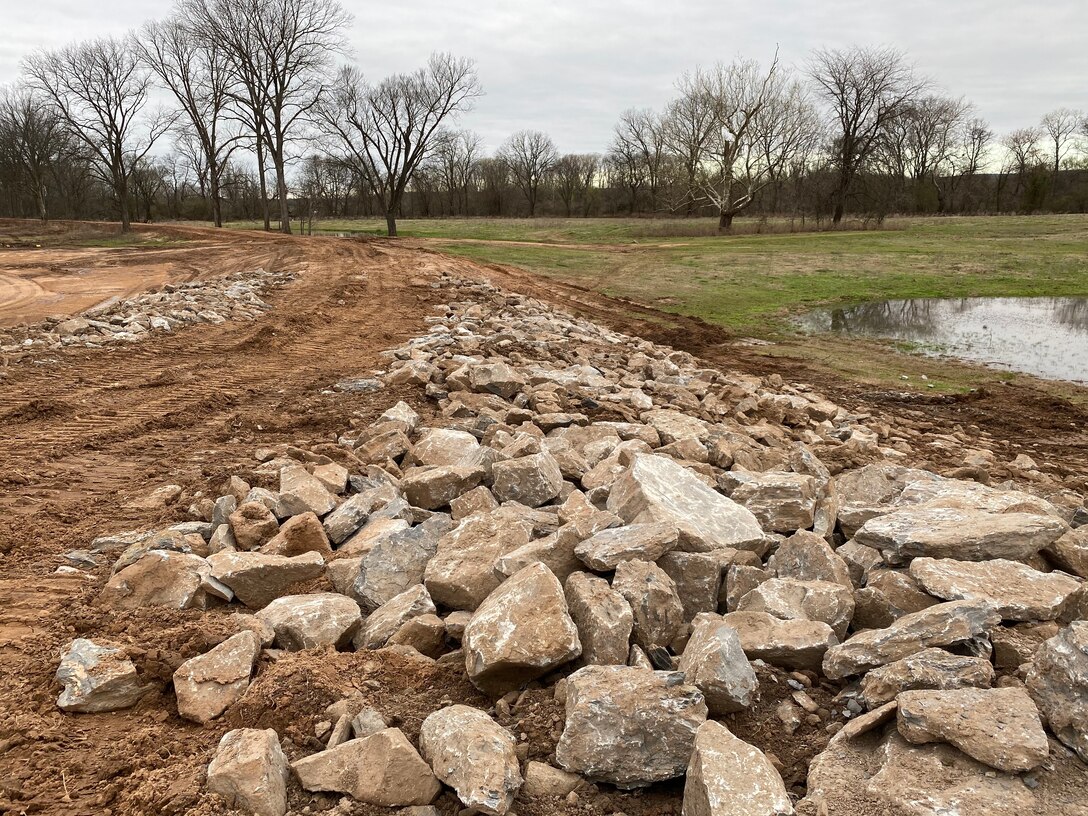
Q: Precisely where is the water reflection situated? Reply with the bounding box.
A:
[797,297,1088,383]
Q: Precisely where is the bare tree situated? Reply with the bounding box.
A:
[662,71,717,215]
[24,37,171,232]
[1040,107,1083,174]
[318,54,481,236]
[611,109,669,212]
[808,45,926,223]
[434,129,482,216]
[137,14,238,226]
[553,153,599,217]
[499,130,558,217]
[185,0,350,234]
[0,86,68,221]
[958,116,993,177]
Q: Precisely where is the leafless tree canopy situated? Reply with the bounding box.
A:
[499,130,559,217]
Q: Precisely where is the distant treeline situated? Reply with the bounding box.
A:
[1,0,1087,233]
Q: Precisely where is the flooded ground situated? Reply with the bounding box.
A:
[796,296,1088,383]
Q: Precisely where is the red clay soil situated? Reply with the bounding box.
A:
[0,221,1085,815]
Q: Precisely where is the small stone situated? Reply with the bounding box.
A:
[522,760,582,798]
[206,728,289,816]
[258,512,331,558]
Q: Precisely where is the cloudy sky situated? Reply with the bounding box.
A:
[3,0,1085,153]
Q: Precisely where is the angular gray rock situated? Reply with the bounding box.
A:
[555,665,707,788]
[491,452,565,508]
[565,571,634,666]
[719,611,838,671]
[174,630,261,723]
[1026,621,1088,762]
[678,613,758,714]
[463,563,581,694]
[56,639,151,713]
[823,600,1001,679]
[256,593,361,650]
[859,648,996,709]
[353,518,450,610]
[612,559,685,652]
[607,454,765,552]
[682,720,792,816]
[355,584,436,650]
[206,728,289,816]
[208,550,324,609]
[658,550,723,622]
[419,705,522,816]
[737,578,855,639]
[574,522,678,570]
[401,465,485,510]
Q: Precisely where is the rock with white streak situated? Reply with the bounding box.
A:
[565,571,634,666]
[353,518,450,609]
[206,728,289,816]
[678,614,758,714]
[208,551,324,609]
[719,611,838,671]
[767,530,852,589]
[464,563,581,694]
[100,551,215,610]
[574,522,678,570]
[409,428,480,467]
[682,720,793,816]
[555,665,707,788]
[174,631,261,723]
[278,464,338,517]
[612,559,685,652]
[896,687,1049,772]
[859,648,995,709]
[491,452,565,508]
[469,361,526,398]
[1046,526,1088,578]
[730,471,818,534]
[909,557,1080,621]
[355,584,436,650]
[291,728,440,806]
[419,705,522,816]
[1026,621,1088,761]
[823,600,1001,679]
[56,639,152,713]
[737,578,855,639]
[607,454,765,553]
[256,593,361,650]
[424,510,533,610]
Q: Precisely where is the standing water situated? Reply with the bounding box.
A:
[796,297,1088,383]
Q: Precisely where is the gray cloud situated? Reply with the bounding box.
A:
[3,0,1085,154]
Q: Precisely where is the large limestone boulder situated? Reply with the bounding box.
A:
[607,454,765,552]
[896,687,1049,773]
[408,428,480,467]
[730,471,818,534]
[424,510,533,610]
[56,639,152,713]
[100,551,215,610]
[556,665,707,788]
[291,728,440,806]
[678,614,757,714]
[353,518,450,610]
[823,600,1000,679]
[855,506,1067,564]
[859,648,995,709]
[206,728,289,816]
[354,584,436,650]
[278,464,338,517]
[256,593,361,650]
[565,571,633,666]
[719,611,837,671]
[1026,621,1088,761]
[641,409,710,444]
[468,361,526,398]
[682,720,792,816]
[737,578,855,639]
[208,551,324,609]
[658,550,723,622]
[258,511,331,558]
[767,530,852,588]
[174,631,261,723]
[909,557,1080,621]
[419,705,522,816]
[463,563,581,694]
[612,559,685,652]
[401,465,484,510]
[491,452,565,508]
[1046,527,1088,578]
[574,522,678,570]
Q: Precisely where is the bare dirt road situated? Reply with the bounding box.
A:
[1,221,1086,815]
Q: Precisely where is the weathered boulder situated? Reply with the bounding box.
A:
[855,506,1067,564]
[469,361,526,398]
[1046,526,1088,578]
[322,489,384,545]
[401,465,484,510]
[278,464,338,517]
[909,557,1080,621]
[641,409,710,444]
[56,639,151,713]
[1026,621,1088,761]
[230,502,280,550]
[852,568,938,630]
[388,613,446,657]
[409,428,480,467]
[291,728,440,806]
[491,452,565,508]
[206,728,289,816]
[355,584,436,650]
[174,631,261,723]
[338,516,411,556]
[419,705,522,816]
[208,551,324,609]
[100,551,215,610]
[565,571,634,666]
[556,665,707,788]
[897,687,1049,772]
[682,720,792,816]
[730,471,818,534]
[859,648,995,709]
[463,563,581,694]
[574,522,678,570]
[258,512,331,558]
[768,530,852,588]
[607,454,764,552]
[678,613,757,714]
[823,600,1000,679]
[658,551,723,622]
[256,593,361,650]
[737,578,855,639]
[719,611,837,671]
[613,559,685,652]
[353,518,450,610]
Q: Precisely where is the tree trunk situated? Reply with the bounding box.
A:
[36,184,47,222]
[385,213,397,237]
[718,210,734,231]
[275,158,291,235]
[255,138,270,231]
[119,178,132,233]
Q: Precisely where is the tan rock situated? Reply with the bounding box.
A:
[852,569,937,630]
[279,464,338,517]
[719,611,837,671]
[678,613,757,714]
[230,501,282,551]
[737,578,855,638]
[56,639,151,713]
[658,550,722,621]
[1045,526,1088,578]
[258,512,331,558]
[409,428,480,466]
[859,648,995,709]
[1026,621,1088,762]
[522,760,582,798]
[565,571,633,666]
[174,631,261,723]
[768,530,852,588]
[450,485,499,520]
[208,550,324,609]
[612,559,685,652]
[574,522,678,570]
[256,593,361,650]
[206,728,289,816]
[388,614,446,657]
[100,551,214,610]
[491,452,565,508]
[730,471,818,534]
[682,720,792,816]
[355,584,436,650]
[401,465,485,510]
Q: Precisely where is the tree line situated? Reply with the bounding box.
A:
[1,0,1087,234]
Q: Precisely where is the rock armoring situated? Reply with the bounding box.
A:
[54,272,1088,815]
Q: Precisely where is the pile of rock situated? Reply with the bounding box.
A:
[1,266,293,355]
[54,276,1088,815]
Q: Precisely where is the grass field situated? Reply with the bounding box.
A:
[223,214,1088,395]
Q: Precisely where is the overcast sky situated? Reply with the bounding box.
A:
[3,0,1086,154]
